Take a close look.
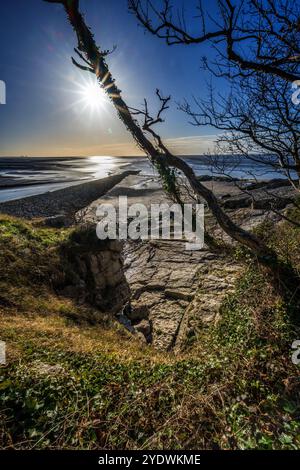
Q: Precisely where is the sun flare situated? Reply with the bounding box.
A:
[82,82,104,109]
[72,77,109,116]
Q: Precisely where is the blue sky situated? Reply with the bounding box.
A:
[0,0,223,157]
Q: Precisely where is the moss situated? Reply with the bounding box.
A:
[0,214,300,449]
[64,224,107,254]
[285,197,300,226]
[0,215,108,322]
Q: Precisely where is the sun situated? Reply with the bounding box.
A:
[72,76,109,115]
[82,82,104,110]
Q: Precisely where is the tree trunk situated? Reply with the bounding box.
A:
[44,0,295,276]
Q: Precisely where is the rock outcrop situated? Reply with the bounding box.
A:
[57,236,130,315]
[220,185,297,210]
[174,259,243,352]
[123,239,242,351]
[77,173,291,350]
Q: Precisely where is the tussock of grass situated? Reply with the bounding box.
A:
[0,214,300,449]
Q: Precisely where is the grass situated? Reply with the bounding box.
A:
[0,213,300,449]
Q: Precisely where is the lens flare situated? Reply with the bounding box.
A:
[82,82,104,110]
[70,76,109,117]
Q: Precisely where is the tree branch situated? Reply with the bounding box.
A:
[45,0,287,267]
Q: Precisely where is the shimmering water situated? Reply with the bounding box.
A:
[0,154,291,202]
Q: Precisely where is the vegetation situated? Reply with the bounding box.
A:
[0,214,300,449]
[43,0,292,267]
[1,0,299,453]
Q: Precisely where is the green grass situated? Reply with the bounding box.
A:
[0,214,300,449]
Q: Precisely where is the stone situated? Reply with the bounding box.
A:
[135,331,147,344]
[57,238,130,315]
[134,319,151,338]
[174,261,243,353]
[43,214,72,228]
[123,239,243,351]
[127,303,149,322]
[165,288,195,301]
[80,173,293,351]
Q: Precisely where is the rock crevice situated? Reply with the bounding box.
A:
[122,239,242,351]
[56,236,130,315]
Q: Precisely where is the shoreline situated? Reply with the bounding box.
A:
[0,170,297,224]
[0,176,85,190]
[0,155,138,199]
[0,170,139,220]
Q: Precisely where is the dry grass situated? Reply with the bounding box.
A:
[0,313,167,365]
[0,214,300,449]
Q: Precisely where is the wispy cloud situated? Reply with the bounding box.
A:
[165,135,218,155]
[46,135,219,157]
[1,134,219,158]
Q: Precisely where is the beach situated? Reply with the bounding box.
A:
[0,166,297,236]
[0,170,140,220]
[0,154,292,203]
[0,156,138,202]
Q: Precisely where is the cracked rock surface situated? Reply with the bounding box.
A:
[123,240,242,351]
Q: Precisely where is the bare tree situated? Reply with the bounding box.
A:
[44,0,299,293]
[181,72,300,188]
[130,1,300,216]
[129,0,300,82]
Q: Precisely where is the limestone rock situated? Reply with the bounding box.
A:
[123,239,243,351]
[58,238,130,315]
[134,319,151,338]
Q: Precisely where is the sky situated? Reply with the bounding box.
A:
[0,0,224,157]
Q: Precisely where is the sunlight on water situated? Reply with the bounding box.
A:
[0,155,292,203]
